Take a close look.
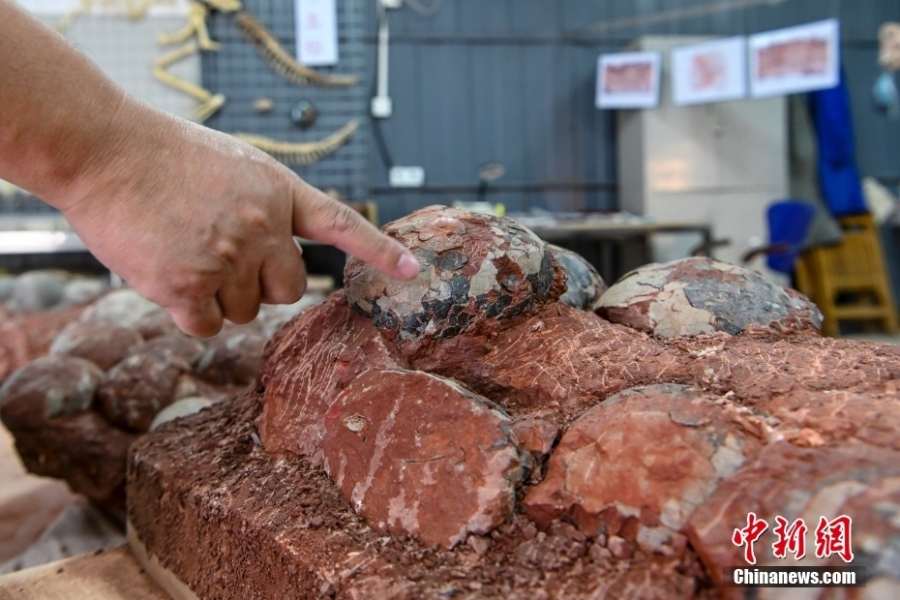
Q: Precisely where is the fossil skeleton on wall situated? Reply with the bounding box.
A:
[236,12,359,87]
[152,41,225,122]
[233,120,359,165]
[157,2,221,51]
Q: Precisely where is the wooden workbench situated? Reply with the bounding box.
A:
[0,545,166,600]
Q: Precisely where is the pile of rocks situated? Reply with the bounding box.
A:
[127,206,899,598]
[0,271,109,314]
[0,288,325,509]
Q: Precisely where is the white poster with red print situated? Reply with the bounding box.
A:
[671,36,748,106]
[749,19,840,98]
[596,51,662,109]
[296,0,339,67]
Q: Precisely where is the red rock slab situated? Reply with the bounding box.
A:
[674,331,900,401]
[128,393,713,600]
[412,303,686,422]
[758,388,900,450]
[257,292,407,462]
[524,384,762,554]
[687,440,900,587]
[321,368,524,548]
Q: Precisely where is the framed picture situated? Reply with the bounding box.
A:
[749,19,840,98]
[671,36,748,106]
[596,51,661,109]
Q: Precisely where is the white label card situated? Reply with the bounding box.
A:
[296,0,339,67]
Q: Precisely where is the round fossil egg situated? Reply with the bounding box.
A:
[344,205,563,342]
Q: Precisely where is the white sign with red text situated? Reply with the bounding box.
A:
[296,0,339,67]
[732,513,854,565]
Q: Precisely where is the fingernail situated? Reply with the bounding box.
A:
[396,252,420,279]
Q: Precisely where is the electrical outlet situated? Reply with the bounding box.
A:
[389,166,425,188]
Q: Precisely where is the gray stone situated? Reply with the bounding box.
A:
[150,397,214,430]
[10,271,67,313]
[60,278,109,307]
[0,275,14,303]
[0,356,103,429]
[80,288,160,329]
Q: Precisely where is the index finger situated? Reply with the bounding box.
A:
[291,182,419,280]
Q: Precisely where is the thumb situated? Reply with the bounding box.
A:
[291,182,419,280]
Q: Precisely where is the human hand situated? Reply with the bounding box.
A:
[59,108,419,337]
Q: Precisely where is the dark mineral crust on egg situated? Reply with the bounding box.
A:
[344,205,566,352]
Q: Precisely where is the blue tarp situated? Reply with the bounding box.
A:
[808,70,868,217]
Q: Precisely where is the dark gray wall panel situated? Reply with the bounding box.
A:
[200,0,899,225]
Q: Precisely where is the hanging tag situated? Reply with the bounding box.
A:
[295,0,339,66]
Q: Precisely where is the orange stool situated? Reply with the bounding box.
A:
[795,213,898,337]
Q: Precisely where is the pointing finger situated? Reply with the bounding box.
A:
[291,183,419,280]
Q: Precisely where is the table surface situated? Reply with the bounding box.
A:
[0,546,165,600]
[0,230,324,255]
[528,219,712,240]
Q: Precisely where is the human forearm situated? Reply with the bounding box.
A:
[0,0,132,209]
[0,0,419,337]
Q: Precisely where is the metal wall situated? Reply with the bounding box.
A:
[204,0,371,201]
[366,0,900,224]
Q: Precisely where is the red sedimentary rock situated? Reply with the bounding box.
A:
[322,368,523,547]
[0,304,85,385]
[125,208,900,598]
[257,293,407,462]
[524,384,762,554]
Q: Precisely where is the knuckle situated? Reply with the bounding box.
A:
[214,239,241,264]
[324,203,364,238]
[171,272,211,299]
[240,206,270,232]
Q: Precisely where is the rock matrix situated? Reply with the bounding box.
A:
[1,288,324,508]
[128,206,900,598]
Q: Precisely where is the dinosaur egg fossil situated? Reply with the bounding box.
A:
[344,205,564,342]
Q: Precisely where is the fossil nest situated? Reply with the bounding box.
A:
[130,206,900,599]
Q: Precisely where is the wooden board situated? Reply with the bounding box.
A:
[0,545,167,600]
